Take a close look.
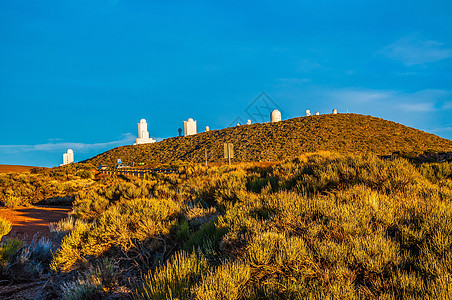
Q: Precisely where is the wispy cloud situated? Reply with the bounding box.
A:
[430,126,452,133]
[326,89,393,103]
[277,78,311,84]
[443,102,452,109]
[381,35,452,66]
[397,89,452,112]
[397,102,435,112]
[0,133,136,154]
[297,60,323,72]
[323,88,452,113]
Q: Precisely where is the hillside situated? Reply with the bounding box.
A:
[86,113,452,166]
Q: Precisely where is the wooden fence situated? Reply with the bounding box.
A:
[99,168,178,177]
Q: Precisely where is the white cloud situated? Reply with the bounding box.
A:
[381,35,452,66]
[297,60,323,72]
[277,78,311,84]
[326,89,393,103]
[443,102,452,109]
[0,133,136,154]
[430,126,452,133]
[322,88,451,113]
[397,102,435,112]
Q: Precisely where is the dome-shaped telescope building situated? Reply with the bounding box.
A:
[270,110,282,122]
[61,149,74,166]
[135,119,156,145]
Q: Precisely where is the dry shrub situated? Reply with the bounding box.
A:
[51,198,181,272]
[0,216,12,240]
[136,251,209,300]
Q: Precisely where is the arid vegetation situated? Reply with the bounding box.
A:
[86,114,452,166]
[1,151,452,299]
[0,163,95,207]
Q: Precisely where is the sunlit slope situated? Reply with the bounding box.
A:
[86,113,452,166]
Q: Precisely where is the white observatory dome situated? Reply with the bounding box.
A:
[188,118,194,122]
[270,110,282,122]
[67,149,73,154]
[140,119,146,123]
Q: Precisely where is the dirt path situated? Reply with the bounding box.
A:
[0,206,71,244]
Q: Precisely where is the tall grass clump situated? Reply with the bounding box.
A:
[0,239,23,269]
[61,277,102,300]
[136,251,209,300]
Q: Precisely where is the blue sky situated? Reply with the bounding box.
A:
[1,0,451,167]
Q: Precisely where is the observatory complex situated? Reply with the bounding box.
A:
[61,149,74,166]
[135,119,156,145]
[184,118,197,136]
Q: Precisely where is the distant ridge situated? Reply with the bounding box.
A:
[85,114,452,166]
[0,165,38,173]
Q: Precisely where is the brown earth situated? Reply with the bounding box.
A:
[0,206,71,244]
[0,165,39,174]
[0,206,72,299]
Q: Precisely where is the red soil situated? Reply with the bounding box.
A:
[0,206,71,244]
[0,165,38,174]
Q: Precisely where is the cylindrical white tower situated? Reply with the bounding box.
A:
[205,126,210,132]
[316,111,320,115]
[247,119,252,125]
[306,110,311,116]
[332,109,338,114]
[138,119,149,139]
[270,110,281,122]
[62,149,74,165]
[135,118,156,144]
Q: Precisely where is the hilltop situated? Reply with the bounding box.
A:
[85,113,452,166]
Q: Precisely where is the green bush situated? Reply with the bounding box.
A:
[76,169,94,179]
[183,221,228,259]
[0,238,23,268]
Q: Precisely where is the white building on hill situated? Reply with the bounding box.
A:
[135,119,156,145]
[184,118,197,136]
[62,149,74,166]
[270,110,281,122]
